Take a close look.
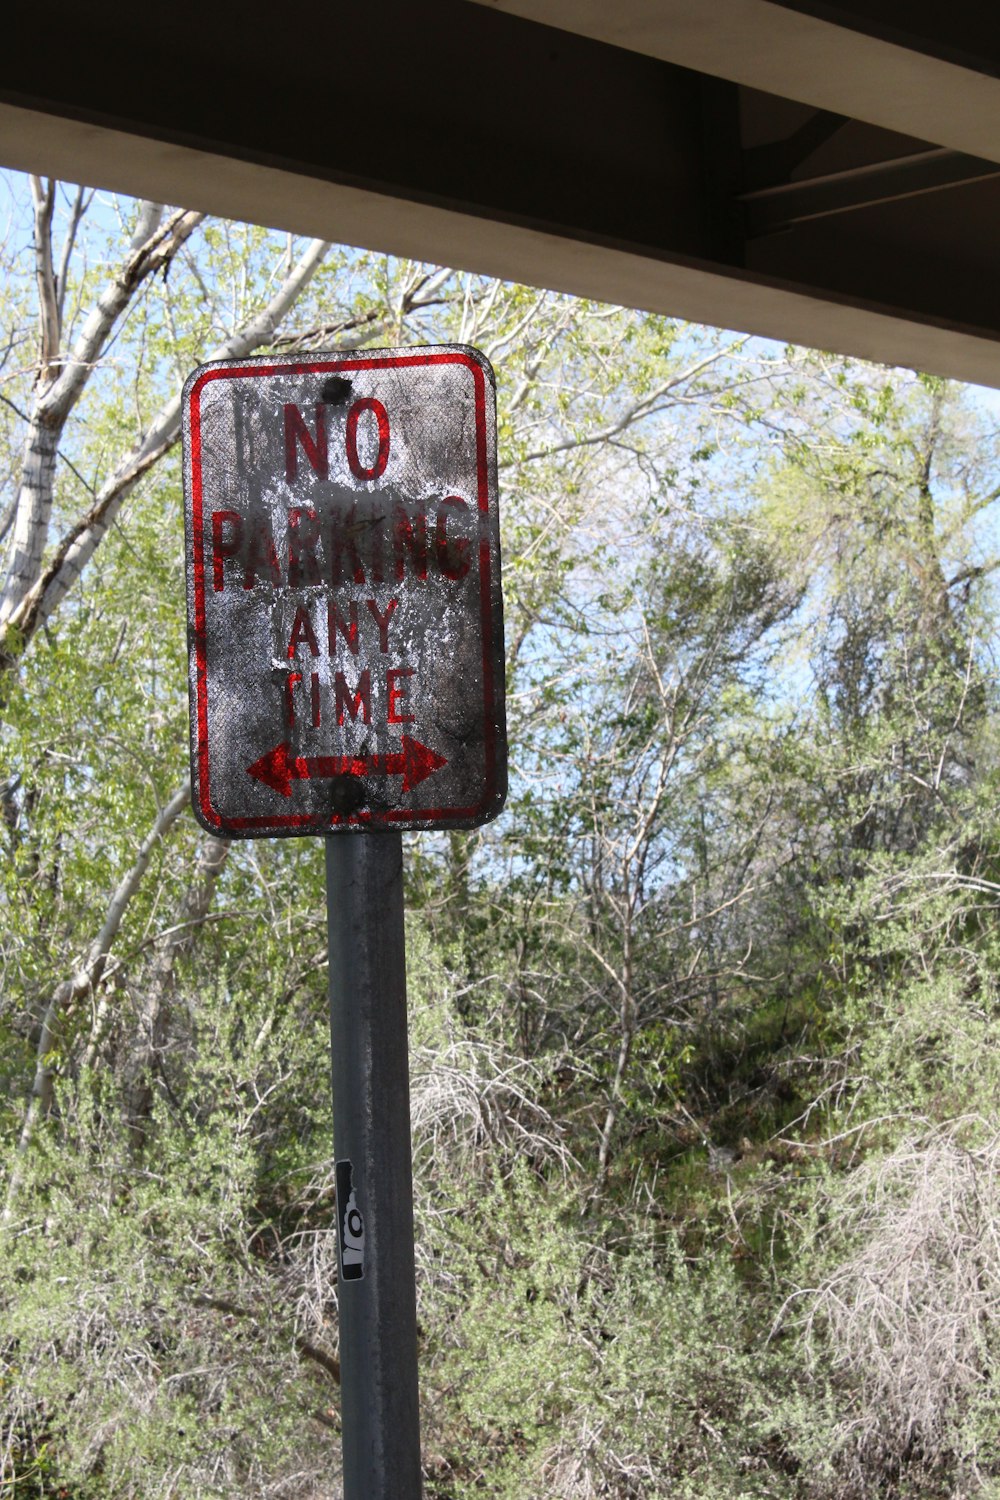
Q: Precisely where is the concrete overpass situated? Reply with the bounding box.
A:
[3,1,999,383]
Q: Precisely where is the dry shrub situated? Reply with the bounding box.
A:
[410,1029,573,1174]
[540,1417,663,1500]
[794,1120,1000,1492]
[278,1223,341,1362]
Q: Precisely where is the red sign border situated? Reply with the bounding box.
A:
[184,347,505,836]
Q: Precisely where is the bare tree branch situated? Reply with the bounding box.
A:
[1,202,205,631]
[1,234,331,666]
[29,177,59,385]
[501,343,744,469]
[191,1293,341,1385]
[123,832,230,1151]
[54,184,92,331]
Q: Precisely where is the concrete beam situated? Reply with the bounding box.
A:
[467,0,1000,165]
[3,100,999,389]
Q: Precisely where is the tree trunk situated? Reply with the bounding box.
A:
[122,835,230,1153]
[3,783,190,1223]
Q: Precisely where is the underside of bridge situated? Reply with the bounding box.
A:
[2,1,1000,383]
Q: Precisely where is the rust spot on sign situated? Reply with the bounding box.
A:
[321,375,353,405]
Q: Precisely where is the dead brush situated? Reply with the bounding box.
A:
[782,1118,1000,1491]
[409,1028,574,1175]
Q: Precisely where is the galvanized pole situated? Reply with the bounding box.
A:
[326,830,422,1499]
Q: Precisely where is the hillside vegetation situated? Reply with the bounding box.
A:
[2,174,1000,1498]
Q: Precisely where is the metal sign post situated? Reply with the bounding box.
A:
[326,830,420,1498]
[182,346,505,1500]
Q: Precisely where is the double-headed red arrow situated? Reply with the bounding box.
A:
[247,736,447,798]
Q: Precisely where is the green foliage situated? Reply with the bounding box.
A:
[1,1035,339,1498]
[421,1169,787,1499]
[4,169,1000,1497]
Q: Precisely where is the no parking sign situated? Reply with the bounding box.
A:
[182,345,506,835]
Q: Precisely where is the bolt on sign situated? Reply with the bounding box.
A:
[182,346,506,836]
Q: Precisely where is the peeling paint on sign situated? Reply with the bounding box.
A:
[182,346,506,836]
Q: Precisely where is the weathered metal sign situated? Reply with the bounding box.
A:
[182,346,506,836]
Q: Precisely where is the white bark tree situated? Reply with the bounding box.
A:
[0,180,335,671]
